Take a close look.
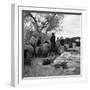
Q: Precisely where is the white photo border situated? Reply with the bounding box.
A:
[11,4,87,87]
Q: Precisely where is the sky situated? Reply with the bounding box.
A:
[55,14,81,38]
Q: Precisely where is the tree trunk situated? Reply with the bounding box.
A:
[29,13,40,33]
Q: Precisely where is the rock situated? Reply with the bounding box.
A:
[54,64,61,68]
[41,43,49,57]
[61,52,72,59]
[53,54,66,65]
[67,62,74,68]
[67,61,79,68]
[63,67,76,75]
[54,62,67,69]
[67,67,76,71]
[42,59,52,65]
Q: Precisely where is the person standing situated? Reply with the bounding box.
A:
[60,36,64,46]
[50,33,56,53]
[60,36,64,53]
[37,36,41,46]
[36,36,42,57]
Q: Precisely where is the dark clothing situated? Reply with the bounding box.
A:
[50,35,56,52]
[37,39,41,46]
[24,50,31,66]
[50,35,55,44]
[60,39,64,46]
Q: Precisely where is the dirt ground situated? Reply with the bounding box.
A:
[24,51,80,77]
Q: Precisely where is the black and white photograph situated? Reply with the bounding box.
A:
[23,10,81,78]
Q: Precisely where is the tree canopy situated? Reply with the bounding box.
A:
[23,10,64,43]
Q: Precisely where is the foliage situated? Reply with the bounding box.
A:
[23,10,64,43]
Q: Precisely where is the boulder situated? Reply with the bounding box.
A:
[24,44,34,57]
